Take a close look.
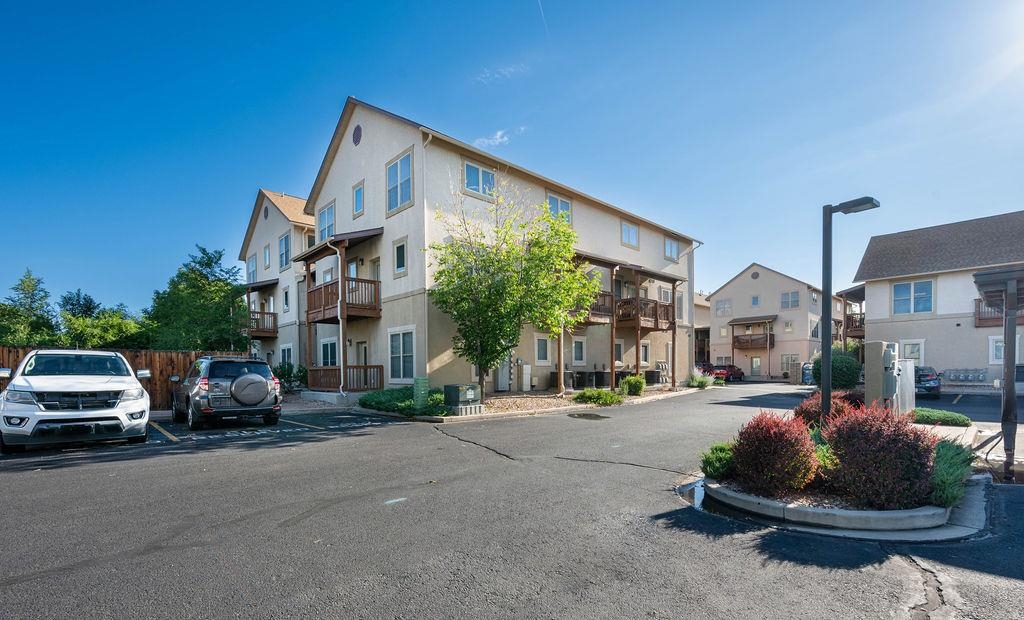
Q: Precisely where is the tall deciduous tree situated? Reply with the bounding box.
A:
[59,288,102,319]
[429,186,600,400]
[145,246,248,351]
[1,269,58,346]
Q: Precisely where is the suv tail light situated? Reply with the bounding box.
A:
[272,376,281,391]
[198,377,209,392]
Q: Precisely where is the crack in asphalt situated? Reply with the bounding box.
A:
[895,552,948,619]
[433,426,516,461]
[552,456,684,475]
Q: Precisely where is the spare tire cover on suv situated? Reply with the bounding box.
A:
[231,373,270,406]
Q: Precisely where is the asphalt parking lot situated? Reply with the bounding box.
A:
[918,392,1023,423]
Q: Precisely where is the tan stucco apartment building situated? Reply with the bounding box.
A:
[708,263,850,378]
[853,211,1024,384]
[250,97,700,394]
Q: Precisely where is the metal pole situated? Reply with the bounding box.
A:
[1002,279,1019,482]
[822,205,833,418]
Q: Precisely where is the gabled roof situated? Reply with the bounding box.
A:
[303,97,701,246]
[854,210,1024,282]
[707,263,823,300]
[238,189,313,261]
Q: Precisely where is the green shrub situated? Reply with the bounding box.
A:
[358,387,447,416]
[700,442,735,480]
[732,411,818,496]
[573,388,623,406]
[713,378,726,386]
[811,353,861,390]
[930,440,974,507]
[687,374,711,389]
[914,408,971,427]
[620,374,646,396]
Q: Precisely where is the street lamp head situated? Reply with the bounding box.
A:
[833,196,880,215]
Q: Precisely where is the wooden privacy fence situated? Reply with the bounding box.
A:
[0,347,236,410]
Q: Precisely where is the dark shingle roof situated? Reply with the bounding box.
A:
[854,210,1024,282]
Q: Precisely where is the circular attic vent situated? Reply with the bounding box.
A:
[263,205,269,219]
[352,124,362,146]
[751,271,760,279]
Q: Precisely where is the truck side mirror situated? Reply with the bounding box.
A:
[169,375,180,383]
[137,369,152,380]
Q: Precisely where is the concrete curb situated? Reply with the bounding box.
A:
[699,474,990,542]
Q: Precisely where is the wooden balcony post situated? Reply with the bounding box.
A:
[610,266,618,390]
[338,242,347,392]
[304,261,313,371]
[634,271,641,376]
[671,281,678,388]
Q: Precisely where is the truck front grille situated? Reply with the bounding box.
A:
[33,392,121,411]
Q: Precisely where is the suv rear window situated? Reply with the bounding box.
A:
[208,361,273,380]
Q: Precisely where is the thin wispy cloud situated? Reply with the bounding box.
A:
[536,0,549,36]
[475,63,529,84]
[472,126,527,149]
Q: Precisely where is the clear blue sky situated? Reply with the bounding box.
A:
[3,1,1023,311]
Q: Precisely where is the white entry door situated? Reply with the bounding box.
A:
[496,358,512,392]
[751,357,762,376]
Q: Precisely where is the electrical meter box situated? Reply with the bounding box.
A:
[865,341,899,406]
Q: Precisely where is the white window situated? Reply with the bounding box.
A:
[621,220,639,248]
[353,181,364,217]
[306,233,315,249]
[268,296,275,313]
[283,287,290,313]
[263,245,271,270]
[246,255,257,283]
[751,295,759,307]
[664,237,680,261]
[535,336,551,366]
[781,290,799,309]
[320,339,338,367]
[676,293,685,320]
[640,341,650,366]
[784,320,793,333]
[572,337,586,366]
[318,203,335,241]
[718,327,727,337]
[387,151,413,213]
[280,345,293,366]
[389,327,415,382]
[781,353,799,368]
[278,233,291,269]
[614,339,624,363]
[347,259,358,280]
[465,161,495,197]
[394,238,407,277]
[744,325,752,334]
[901,339,925,363]
[989,336,1023,365]
[893,280,933,315]
[659,288,672,304]
[811,292,819,303]
[547,193,571,222]
[714,299,732,317]
[715,356,733,365]
[323,267,333,283]
[810,320,820,339]
[836,301,843,312]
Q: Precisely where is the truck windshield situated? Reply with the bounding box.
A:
[22,354,131,376]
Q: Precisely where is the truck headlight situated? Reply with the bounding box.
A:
[4,390,35,404]
[121,388,145,401]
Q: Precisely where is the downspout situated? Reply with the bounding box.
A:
[422,131,433,384]
[678,239,704,369]
[326,237,347,396]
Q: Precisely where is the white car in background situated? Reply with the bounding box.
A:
[0,350,151,454]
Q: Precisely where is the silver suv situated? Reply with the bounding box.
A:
[170,357,281,430]
[0,350,151,454]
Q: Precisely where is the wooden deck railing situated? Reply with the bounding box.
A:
[975,298,1024,328]
[307,366,341,391]
[307,278,382,323]
[345,365,384,392]
[615,298,674,329]
[733,333,775,349]
[248,311,278,337]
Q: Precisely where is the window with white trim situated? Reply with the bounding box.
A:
[893,280,933,315]
[465,161,495,197]
[621,220,639,248]
[718,327,727,337]
[280,345,293,366]
[810,320,820,339]
[781,290,799,309]
[714,299,732,317]
[784,320,793,332]
[659,288,672,304]
[614,339,624,363]
[901,339,925,363]
[535,336,551,366]
[263,245,271,270]
[751,295,759,307]
[676,293,685,320]
[571,337,586,366]
[715,356,733,365]
[353,181,364,217]
[317,203,335,241]
[811,292,819,303]
[640,341,650,366]
[989,336,1023,365]
[386,151,413,213]
[320,339,337,366]
[547,193,571,222]
[393,238,407,277]
[664,237,680,261]
[278,233,291,269]
[781,353,799,369]
[246,255,257,283]
[389,329,415,382]
[283,287,290,313]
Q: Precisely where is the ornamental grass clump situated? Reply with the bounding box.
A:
[700,442,735,480]
[619,374,646,396]
[930,439,975,507]
[731,412,818,497]
[822,404,938,509]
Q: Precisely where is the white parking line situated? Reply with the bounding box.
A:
[280,418,327,431]
[953,394,963,405]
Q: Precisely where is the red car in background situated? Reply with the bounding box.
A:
[696,362,715,376]
[712,365,745,382]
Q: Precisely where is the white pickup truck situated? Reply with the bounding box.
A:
[0,350,151,454]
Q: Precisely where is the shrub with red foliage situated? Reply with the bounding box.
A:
[732,411,818,497]
[792,390,854,427]
[822,404,938,509]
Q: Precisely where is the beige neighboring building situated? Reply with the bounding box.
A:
[238,189,315,369]
[708,263,851,378]
[693,294,711,365]
[854,211,1024,384]
[280,97,699,395]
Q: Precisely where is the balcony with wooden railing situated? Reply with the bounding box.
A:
[582,292,615,324]
[307,365,384,392]
[845,313,866,338]
[307,277,382,324]
[975,298,1024,328]
[733,333,775,349]
[248,311,278,338]
[616,298,674,331]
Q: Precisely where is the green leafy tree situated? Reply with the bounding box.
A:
[1,269,58,346]
[144,246,248,351]
[59,288,102,319]
[60,308,144,349]
[429,186,600,400]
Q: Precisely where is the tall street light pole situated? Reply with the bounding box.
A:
[822,197,880,419]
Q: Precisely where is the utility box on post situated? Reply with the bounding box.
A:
[865,341,899,407]
[895,359,917,414]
